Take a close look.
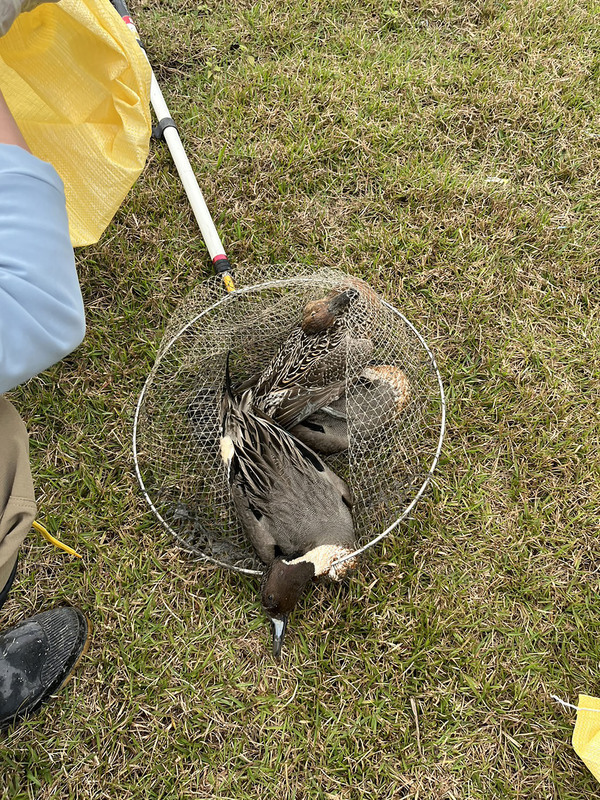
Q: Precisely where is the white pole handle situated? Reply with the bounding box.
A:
[149,74,226,262]
[111,1,234,284]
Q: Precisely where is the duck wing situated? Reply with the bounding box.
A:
[252,326,348,395]
[263,380,346,429]
[237,327,373,429]
[221,390,354,564]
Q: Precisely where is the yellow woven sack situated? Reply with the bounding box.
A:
[573,694,600,784]
[0,0,151,246]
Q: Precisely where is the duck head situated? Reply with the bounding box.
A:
[301,288,359,335]
[261,559,315,658]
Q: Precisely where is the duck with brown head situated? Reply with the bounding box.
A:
[220,355,357,657]
[234,287,372,430]
[300,287,359,335]
[261,560,314,658]
[261,546,358,657]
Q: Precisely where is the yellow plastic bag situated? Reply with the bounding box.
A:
[0,0,151,246]
[573,694,600,784]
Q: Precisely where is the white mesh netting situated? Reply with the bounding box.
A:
[133,265,445,574]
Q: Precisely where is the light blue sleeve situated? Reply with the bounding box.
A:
[0,144,85,394]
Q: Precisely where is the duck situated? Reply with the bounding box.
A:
[304,275,382,338]
[220,356,357,657]
[301,287,360,335]
[290,364,411,454]
[236,287,373,429]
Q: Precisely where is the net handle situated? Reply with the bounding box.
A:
[108,0,235,292]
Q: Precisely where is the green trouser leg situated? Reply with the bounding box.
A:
[0,397,36,597]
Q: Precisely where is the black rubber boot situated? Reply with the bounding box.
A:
[0,606,90,730]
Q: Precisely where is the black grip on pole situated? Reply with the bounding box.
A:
[213,257,232,275]
[109,0,132,19]
[152,118,178,141]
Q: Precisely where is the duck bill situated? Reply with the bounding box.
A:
[327,291,353,314]
[270,615,288,659]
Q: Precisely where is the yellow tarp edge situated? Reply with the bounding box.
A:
[0,0,151,246]
[573,693,600,784]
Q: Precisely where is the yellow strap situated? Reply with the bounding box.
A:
[222,273,236,293]
[32,520,83,559]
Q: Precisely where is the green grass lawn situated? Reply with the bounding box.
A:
[2,0,600,797]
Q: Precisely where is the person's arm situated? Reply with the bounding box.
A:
[0,90,85,393]
[0,90,30,151]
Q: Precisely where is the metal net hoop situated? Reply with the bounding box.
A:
[133,265,446,576]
